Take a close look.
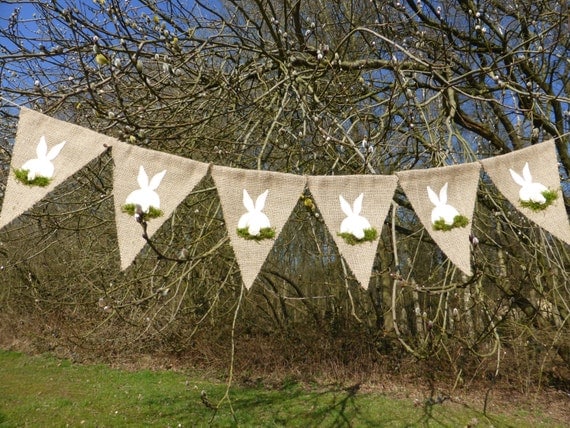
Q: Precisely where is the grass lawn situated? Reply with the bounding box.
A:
[0,350,564,427]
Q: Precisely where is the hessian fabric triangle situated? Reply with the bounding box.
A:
[112,141,210,270]
[396,162,481,276]
[0,108,111,229]
[307,174,398,289]
[211,165,306,289]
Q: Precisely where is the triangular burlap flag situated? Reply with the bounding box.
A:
[396,163,481,276]
[480,140,570,244]
[0,108,112,229]
[307,175,398,289]
[112,141,210,270]
[211,166,306,289]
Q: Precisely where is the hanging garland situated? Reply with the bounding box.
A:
[1,107,569,289]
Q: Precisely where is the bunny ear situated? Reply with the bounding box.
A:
[137,165,149,188]
[522,162,533,182]
[509,168,525,186]
[149,170,166,190]
[242,189,255,212]
[427,186,440,206]
[339,195,353,216]
[36,136,48,158]
[352,193,364,215]
[255,189,269,211]
[438,182,449,204]
[46,141,66,161]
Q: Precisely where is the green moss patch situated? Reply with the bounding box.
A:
[433,215,469,232]
[13,169,51,187]
[121,203,163,219]
[337,228,378,245]
[519,189,558,212]
[237,227,276,241]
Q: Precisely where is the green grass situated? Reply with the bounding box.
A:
[0,350,564,427]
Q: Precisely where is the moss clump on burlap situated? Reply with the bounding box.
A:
[121,203,163,219]
[237,227,276,241]
[519,189,558,212]
[14,169,51,187]
[337,227,378,245]
[433,215,469,232]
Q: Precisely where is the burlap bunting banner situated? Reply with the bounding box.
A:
[307,175,398,289]
[2,109,569,280]
[480,140,570,244]
[211,166,306,289]
[112,141,210,270]
[396,163,481,276]
[0,108,112,229]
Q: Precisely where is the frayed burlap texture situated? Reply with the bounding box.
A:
[396,163,481,276]
[307,174,398,289]
[0,108,112,229]
[211,166,306,289]
[480,140,570,244]
[112,141,210,270]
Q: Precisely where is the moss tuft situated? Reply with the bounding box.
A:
[433,215,469,232]
[337,227,378,245]
[121,203,163,219]
[13,169,52,187]
[237,227,276,241]
[519,189,558,212]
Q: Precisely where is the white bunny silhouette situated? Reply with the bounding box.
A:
[509,162,548,204]
[237,189,271,236]
[339,193,372,240]
[427,182,460,226]
[21,136,66,181]
[125,165,166,213]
